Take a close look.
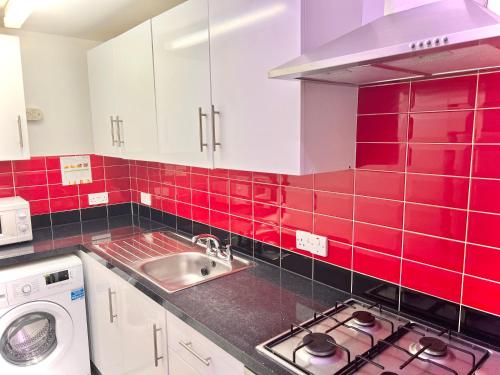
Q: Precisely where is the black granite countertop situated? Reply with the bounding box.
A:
[0,215,350,375]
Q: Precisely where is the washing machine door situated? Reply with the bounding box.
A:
[0,301,73,368]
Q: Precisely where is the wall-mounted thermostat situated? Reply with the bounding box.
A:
[26,108,43,121]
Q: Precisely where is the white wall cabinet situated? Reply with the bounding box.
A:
[0,34,29,160]
[88,21,158,159]
[79,252,168,375]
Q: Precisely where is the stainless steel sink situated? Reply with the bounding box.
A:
[88,231,254,293]
[139,252,252,292]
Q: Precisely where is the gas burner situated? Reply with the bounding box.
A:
[302,332,337,357]
[380,372,399,375]
[419,336,448,357]
[351,310,376,327]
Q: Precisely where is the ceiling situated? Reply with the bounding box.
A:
[0,0,185,41]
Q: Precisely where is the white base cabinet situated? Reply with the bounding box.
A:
[79,252,168,375]
[0,34,29,160]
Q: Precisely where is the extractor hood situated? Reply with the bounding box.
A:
[269,0,500,85]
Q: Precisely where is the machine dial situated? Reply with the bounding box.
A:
[21,284,32,295]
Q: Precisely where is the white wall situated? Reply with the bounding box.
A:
[0,29,98,156]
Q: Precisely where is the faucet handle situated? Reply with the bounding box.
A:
[192,234,221,255]
[218,244,233,262]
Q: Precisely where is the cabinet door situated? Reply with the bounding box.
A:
[0,35,29,160]
[88,42,119,156]
[120,281,168,375]
[79,252,123,375]
[169,348,200,375]
[208,0,302,174]
[152,0,213,168]
[114,21,159,158]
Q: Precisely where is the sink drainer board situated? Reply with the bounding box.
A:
[88,231,254,293]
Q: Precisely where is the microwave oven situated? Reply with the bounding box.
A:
[0,197,33,246]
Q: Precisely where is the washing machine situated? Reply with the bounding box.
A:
[0,254,90,374]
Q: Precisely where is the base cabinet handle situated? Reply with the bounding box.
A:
[17,115,23,149]
[179,341,211,366]
[108,288,117,323]
[153,324,164,367]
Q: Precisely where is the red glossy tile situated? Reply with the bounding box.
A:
[403,232,464,272]
[407,144,471,177]
[281,186,313,211]
[358,83,409,114]
[0,188,15,198]
[192,206,209,224]
[230,180,252,200]
[355,196,403,229]
[410,75,477,112]
[405,174,469,209]
[253,172,279,185]
[103,156,128,166]
[29,199,50,215]
[314,215,352,244]
[209,194,229,213]
[47,170,62,185]
[230,197,252,219]
[281,207,313,232]
[104,165,129,179]
[404,203,467,241]
[209,168,229,178]
[354,222,402,256]
[356,143,406,172]
[314,241,352,269]
[228,169,252,181]
[147,167,161,183]
[473,145,500,178]
[357,114,407,142]
[13,157,46,172]
[176,187,191,204]
[253,222,280,247]
[92,167,105,180]
[159,184,175,199]
[253,183,280,205]
[230,215,253,237]
[175,171,190,188]
[462,276,500,316]
[151,195,162,210]
[209,177,229,195]
[45,156,61,170]
[50,196,79,212]
[191,174,208,191]
[0,173,13,189]
[408,111,474,143]
[16,186,49,201]
[314,191,353,219]
[174,164,189,172]
[210,211,229,231]
[314,170,354,194]
[468,211,500,248]
[401,260,462,303]
[477,71,500,108]
[49,184,78,198]
[162,169,175,185]
[0,161,12,174]
[192,190,209,208]
[149,181,162,197]
[191,167,208,175]
[161,199,176,214]
[176,202,191,219]
[474,109,500,143]
[465,244,500,283]
[108,190,131,205]
[281,174,313,189]
[136,179,149,193]
[355,170,404,200]
[90,154,104,167]
[253,202,280,226]
[353,247,400,284]
[14,171,47,187]
[470,178,500,214]
[107,178,130,192]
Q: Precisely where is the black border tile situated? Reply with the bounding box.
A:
[108,203,131,217]
[81,206,107,221]
[51,210,81,226]
[151,208,163,223]
[231,234,253,257]
[461,306,500,347]
[352,272,399,310]
[31,214,51,229]
[138,204,151,219]
[177,217,193,235]
[254,241,280,266]
[314,260,351,292]
[211,227,230,246]
[193,222,210,236]
[162,213,177,229]
[281,250,312,279]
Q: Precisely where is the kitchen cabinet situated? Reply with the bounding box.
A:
[87,21,158,159]
[151,0,360,174]
[0,34,29,160]
[79,252,168,375]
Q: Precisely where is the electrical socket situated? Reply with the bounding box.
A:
[296,230,328,256]
[140,192,152,206]
[88,192,108,206]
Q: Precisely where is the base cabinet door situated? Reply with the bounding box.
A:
[168,348,200,375]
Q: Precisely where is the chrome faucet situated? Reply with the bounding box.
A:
[191,234,233,262]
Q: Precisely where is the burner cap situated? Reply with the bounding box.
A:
[380,372,399,375]
[352,310,376,327]
[302,332,337,357]
[419,337,448,357]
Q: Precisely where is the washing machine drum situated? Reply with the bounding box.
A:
[0,301,73,367]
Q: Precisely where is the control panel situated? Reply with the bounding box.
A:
[410,35,449,50]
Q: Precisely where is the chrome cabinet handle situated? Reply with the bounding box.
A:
[179,341,211,366]
[211,104,221,152]
[110,116,117,146]
[153,324,164,367]
[17,115,23,149]
[108,288,117,323]
[116,116,124,146]
[198,107,208,152]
